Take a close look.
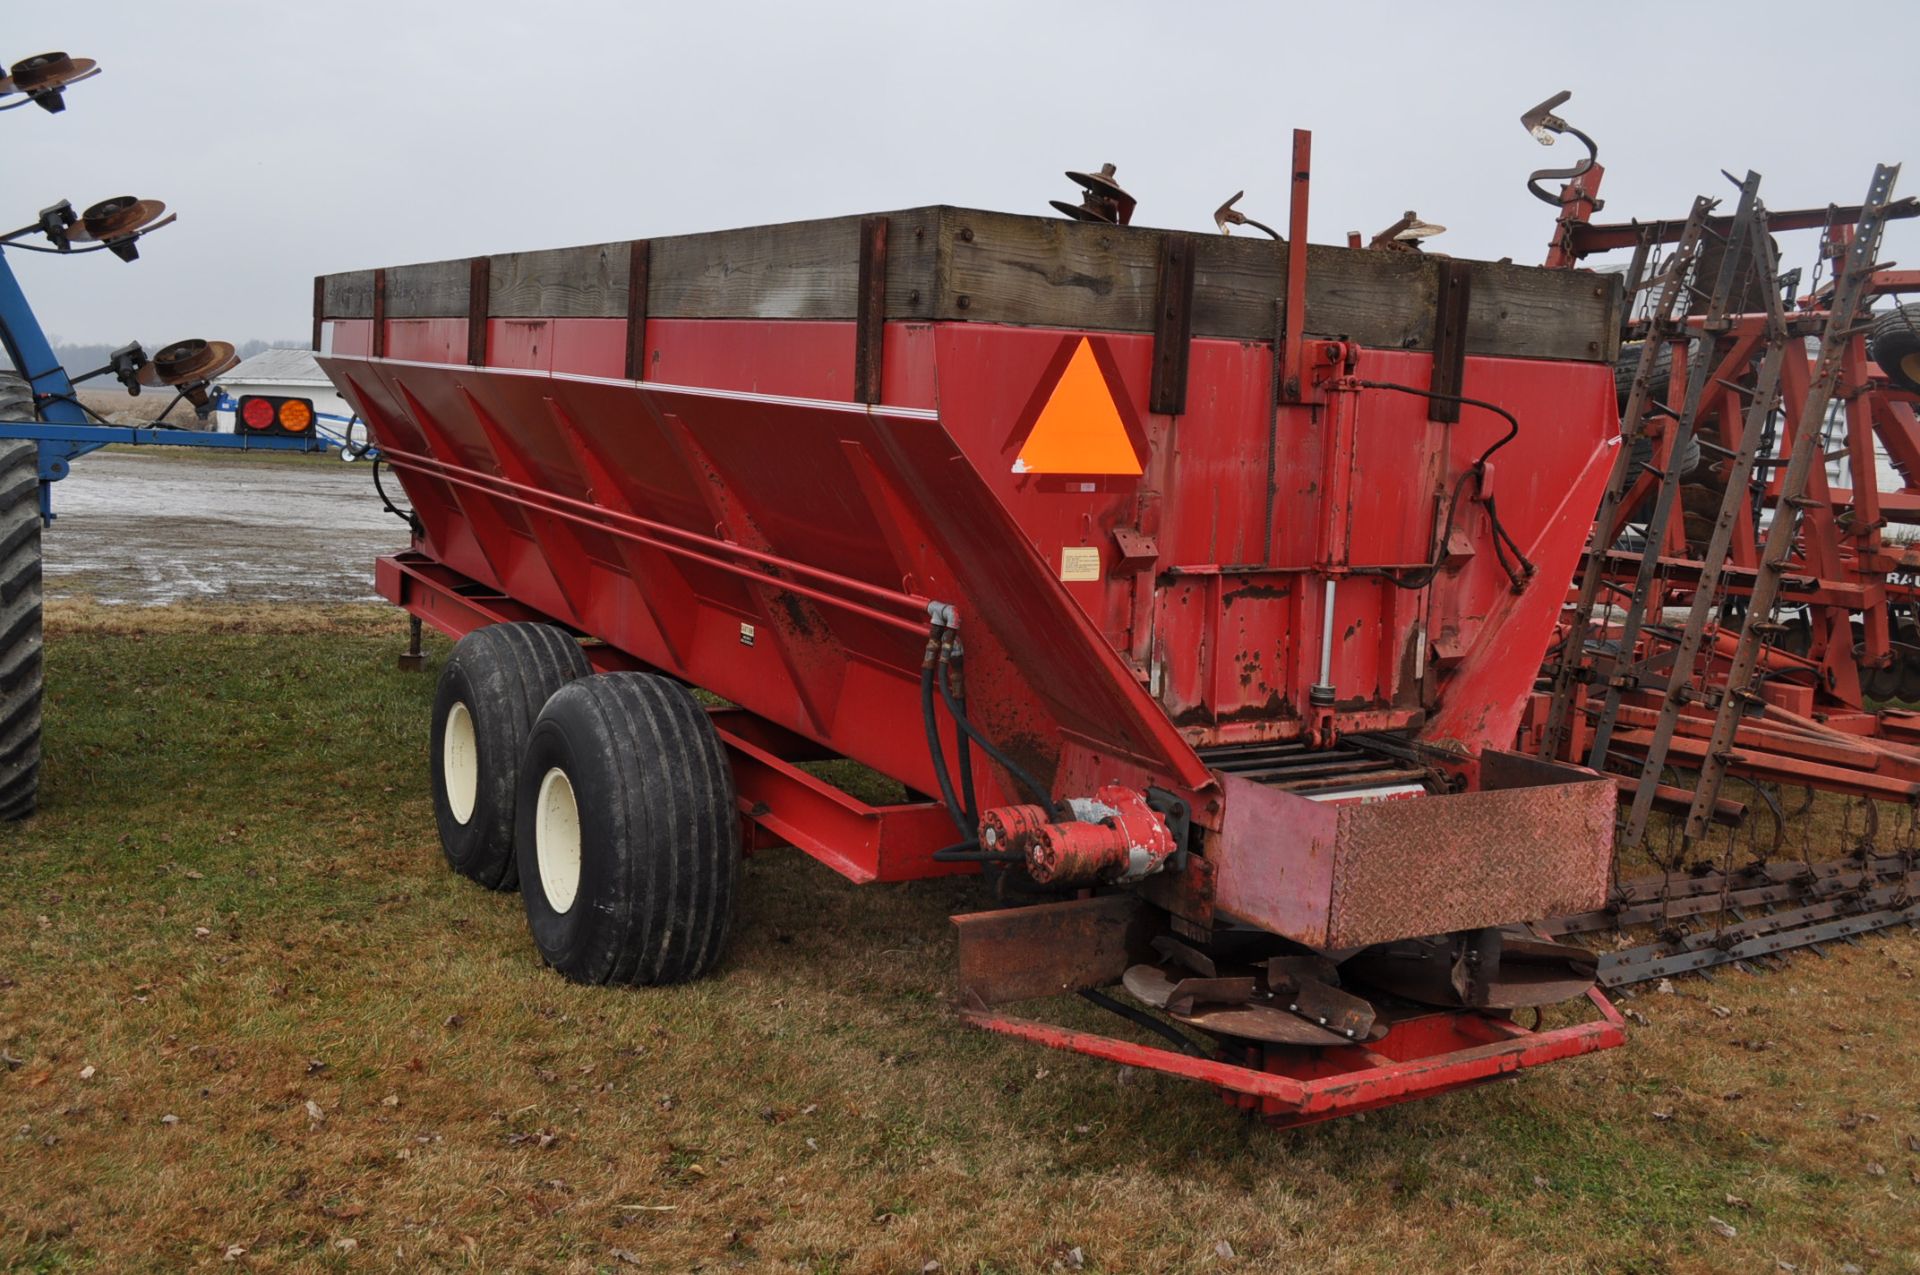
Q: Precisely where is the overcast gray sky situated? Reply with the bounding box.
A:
[9,0,1918,346]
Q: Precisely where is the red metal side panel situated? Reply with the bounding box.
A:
[385,319,467,365]
[330,303,1615,821]
[648,319,938,409]
[484,318,631,377]
[924,331,1617,753]
[327,320,372,357]
[1212,768,1614,947]
[1420,361,1618,757]
[323,355,1213,804]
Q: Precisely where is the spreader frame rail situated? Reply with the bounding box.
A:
[964,988,1624,1128]
[377,549,965,884]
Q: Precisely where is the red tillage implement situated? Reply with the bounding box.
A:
[317,145,1626,1124]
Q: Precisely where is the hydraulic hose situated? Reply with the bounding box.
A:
[931,839,1022,864]
[1350,379,1535,589]
[943,640,979,827]
[921,633,973,840]
[936,652,1063,816]
[1078,989,1206,1057]
[370,453,420,535]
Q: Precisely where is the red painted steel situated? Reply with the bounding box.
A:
[331,306,1623,942]
[375,549,963,883]
[965,988,1624,1127]
[1213,752,1615,948]
[1536,155,1920,799]
[326,224,1629,1119]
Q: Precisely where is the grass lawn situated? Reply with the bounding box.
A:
[3,603,1919,1273]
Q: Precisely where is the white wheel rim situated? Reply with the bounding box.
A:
[535,766,582,914]
[443,701,478,825]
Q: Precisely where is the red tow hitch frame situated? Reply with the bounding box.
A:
[964,988,1625,1128]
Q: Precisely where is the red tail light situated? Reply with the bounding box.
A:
[236,395,315,437]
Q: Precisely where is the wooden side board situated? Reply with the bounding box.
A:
[318,205,1619,363]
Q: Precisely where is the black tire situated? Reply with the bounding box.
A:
[430,622,589,889]
[1900,652,1920,705]
[0,424,42,823]
[1868,304,1920,395]
[1617,343,1704,484]
[1864,657,1901,703]
[515,672,738,986]
[1615,340,1675,413]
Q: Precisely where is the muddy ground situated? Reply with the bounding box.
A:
[41,449,405,606]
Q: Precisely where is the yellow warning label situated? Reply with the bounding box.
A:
[1060,546,1102,582]
[1013,337,1142,475]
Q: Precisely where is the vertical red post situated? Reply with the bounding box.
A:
[371,267,387,359]
[1544,164,1605,269]
[1281,129,1311,402]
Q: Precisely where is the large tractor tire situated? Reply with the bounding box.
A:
[0,411,42,822]
[1868,304,1920,395]
[1614,340,1674,413]
[1617,341,1705,473]
[515,672,738,986]
[430,622,589,889]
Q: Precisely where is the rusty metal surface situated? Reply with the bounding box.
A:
[1323,776,1614,948]
[1342,932,1597,1009]
[1212,771,1339,945]
[67,196,166,243]
[1282,975,1375,1038]
[951,894,1154,1007]
[0,52,101,111]
[1049,162,1135,225]
[1212,755,1612,950]
[134,338,236,387]
[1121,964,1352,1046]
[1152,933,1216,977]
[3,52,96,93]
[1176,1003,1350,1047]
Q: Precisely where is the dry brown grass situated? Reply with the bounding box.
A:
[2,619,1920,1273]
[74,389,183,427]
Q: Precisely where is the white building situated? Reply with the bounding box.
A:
[211,347,356,447]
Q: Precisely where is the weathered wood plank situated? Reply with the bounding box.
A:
[937,209,1158,331]
[937,208,1616,361]
[317,203,1619,362]
[322,269,375,320]
[384,256,471,319]
[489,241,630,318]
[648,210,937,321]
[1461,259,1618,362]
[1199,237,1441,351]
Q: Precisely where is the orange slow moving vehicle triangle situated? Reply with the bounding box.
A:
[1012,337,1143,475]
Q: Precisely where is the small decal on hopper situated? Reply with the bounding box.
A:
[1060,546,1101,582]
